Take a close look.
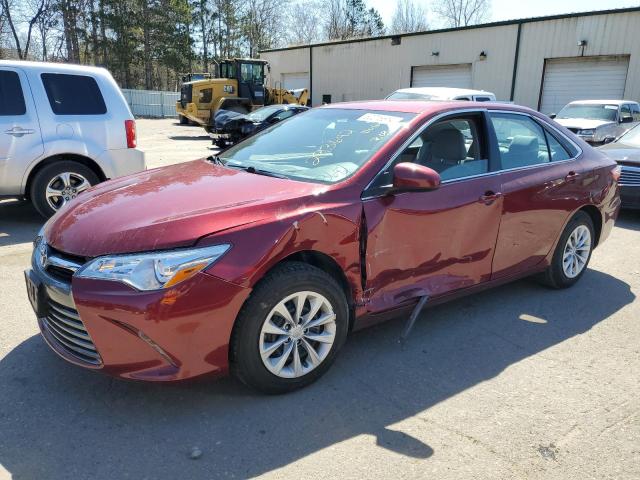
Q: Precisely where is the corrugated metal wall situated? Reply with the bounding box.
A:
[121,88,180,118]
[261,10,640,109]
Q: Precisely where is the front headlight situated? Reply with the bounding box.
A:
[578,129,595,136]
[76,244,231,291]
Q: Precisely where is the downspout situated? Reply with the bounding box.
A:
[510,22,523,102]
[309,45,313,106]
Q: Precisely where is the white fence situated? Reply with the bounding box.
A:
[121,88,180,118]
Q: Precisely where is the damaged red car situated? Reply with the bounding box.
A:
[25,101,621,393]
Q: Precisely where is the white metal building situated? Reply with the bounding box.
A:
[260,7,640,114]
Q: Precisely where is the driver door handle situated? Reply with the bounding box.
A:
[565,171,580,182]
[4,126,35,137]
[479,191,502,205]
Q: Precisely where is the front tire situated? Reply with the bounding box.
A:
[230,262,349,394]
[179,115,189,125]
[541,211,595,289]
[30,161,99,218]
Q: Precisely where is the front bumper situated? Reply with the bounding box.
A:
[26,253,251,381]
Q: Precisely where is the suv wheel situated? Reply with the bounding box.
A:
[541,211,595,288]
[30,161,99,218]
[231,262,349,394]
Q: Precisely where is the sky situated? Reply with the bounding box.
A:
[368,0,640,26]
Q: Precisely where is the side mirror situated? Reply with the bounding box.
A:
[549,113,557,119]
[620,116,633,124]
[392,163,441,192]
[603,135,616,144]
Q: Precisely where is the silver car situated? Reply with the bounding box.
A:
[551,100,640,145]
[0,61,145,218]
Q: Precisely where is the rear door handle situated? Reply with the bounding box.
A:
[565,171,580,182]
[4,127,35,137]
[479,191,502,205]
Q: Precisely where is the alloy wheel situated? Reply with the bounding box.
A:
[259,291,337,379]
[562,224,591,278]
[45,172,91,211]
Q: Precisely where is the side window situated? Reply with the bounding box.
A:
[490,113,550,169]
[545,130,571,161]
[631,104,640,121]
[272,110,295,122]
[621,104,632,121]
[474,96,492,102]
[0,70,26,116]
[41,73,106,115]
[367,115,487,193]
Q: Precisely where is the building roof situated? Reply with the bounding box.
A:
[261,6,640,53]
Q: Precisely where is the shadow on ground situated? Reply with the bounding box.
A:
[0,199,44,248]
[0,268,633,479]
[169,135,213,141]
[615,210,640,232]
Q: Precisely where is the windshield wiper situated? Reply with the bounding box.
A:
[244,166,289,179]
[207,155,225,166]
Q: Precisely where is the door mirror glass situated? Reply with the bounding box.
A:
[603,135,616,144]
[392,163,441,192]
[549,113,557,119]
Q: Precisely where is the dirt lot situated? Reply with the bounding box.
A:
[0,119,639,479]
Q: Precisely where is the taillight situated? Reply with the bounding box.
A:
[125,120,136,148]
[612,165,622,182]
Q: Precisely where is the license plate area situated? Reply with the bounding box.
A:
[24,269,48,318]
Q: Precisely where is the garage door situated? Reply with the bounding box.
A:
[411,64,472,88]
[281,72,309,91]
[539,56,630,114]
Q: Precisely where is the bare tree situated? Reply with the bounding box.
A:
[31,0,58,60]
[432,0,490,28]
[390,0,428,34]
[286,1,322,46]
[0,0,47,59]
[243,0,286,57]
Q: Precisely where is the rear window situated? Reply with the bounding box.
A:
[0,70,26,116]
[41,73,107,115]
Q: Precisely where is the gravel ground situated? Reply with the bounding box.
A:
[0,119,639,479]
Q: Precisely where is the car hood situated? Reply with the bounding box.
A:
[555,118,613,130]
[45,159,328,257]
[598,142,640,164]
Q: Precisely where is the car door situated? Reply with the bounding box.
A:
[0,67,44,195]
[361,111,503,313]
[488,111,587,279]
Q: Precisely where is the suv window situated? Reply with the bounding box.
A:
[41,73,107,115]
[490,113,550,169]
[474,96,492,102]
[0,70,26,116]
[621,104,632,121]
[632,104,640,121]
[368,114,487,193]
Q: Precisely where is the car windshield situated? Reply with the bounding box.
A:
[618,124,640,147]
[219,108,415,184]
[557,104,618,122]
[247,106,282,122]
[387,92,437,100]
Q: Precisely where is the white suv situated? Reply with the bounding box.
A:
[0,61,145,217]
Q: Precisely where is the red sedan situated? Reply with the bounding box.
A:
[25,101,621,393]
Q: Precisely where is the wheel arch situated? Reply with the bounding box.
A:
[24,154,106,199]
[578,205,603,248]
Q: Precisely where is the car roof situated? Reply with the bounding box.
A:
[321,99,533,115]
[392,87,495,97]
[568,99,638,106]
[0,60,110,77]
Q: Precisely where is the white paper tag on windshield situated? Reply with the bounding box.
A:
[604,105,618,110]
[357,113,405,124]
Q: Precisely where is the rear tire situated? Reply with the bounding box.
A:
[540,211,595,289]
[230,262,349,394]
[30,161,99,218]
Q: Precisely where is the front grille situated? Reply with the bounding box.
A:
[44,247,85,283]
[620,165,640,186]
[43,300,101,365]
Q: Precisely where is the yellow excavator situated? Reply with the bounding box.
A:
[176,58,309,132]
